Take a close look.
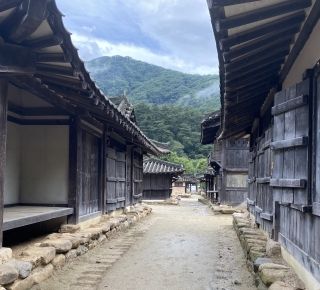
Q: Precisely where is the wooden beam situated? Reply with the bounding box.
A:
[5,0,49,43]
[223,32,294,63]
[225,72,277,92]
[8,102,67,116]
[225,46,289,72]
[271,136,308,150]
[225,60,283,83]
[35,74,87,91]
[36,63,75,77]
[216,0,311,32]
[220,11,305,50]
[0,80,8,246]
[11,77,76,115]
[270,178,307,188]
[23,35,63,49]
[225,53,286,76]
[271,94,308,115]
[36,53,70,63]
[226,64,281,87]
[281,0,320,82]
[209,0,258,7]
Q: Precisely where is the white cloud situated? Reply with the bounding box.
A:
[72,33,218,75]
[57,0,219,75]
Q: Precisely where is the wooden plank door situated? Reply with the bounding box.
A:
[133,149,143,203]
[79,131,101,217]
[106,147,117,212]
[116,150,126,208]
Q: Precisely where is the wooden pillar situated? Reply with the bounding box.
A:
[68,117,81,224]
[0,80,8,246]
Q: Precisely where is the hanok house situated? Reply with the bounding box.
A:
[142,158,184,200]
[201,110,249,205]
[208,0,320,287]
[172,174,199,194]
[0,0,160,246]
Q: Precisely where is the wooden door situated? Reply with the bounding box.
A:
[79,131,101,216]
[133,149,143,203]
[116,150,126,208]
[106,147,117,212]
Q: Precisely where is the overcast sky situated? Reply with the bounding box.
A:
[56,0,218,75]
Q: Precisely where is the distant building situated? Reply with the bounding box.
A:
[201,111,249,205]
[143,158,184,200]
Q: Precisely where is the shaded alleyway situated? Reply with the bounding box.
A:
[35,196,256,290]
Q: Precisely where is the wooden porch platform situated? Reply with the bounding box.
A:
[3,206,74,231]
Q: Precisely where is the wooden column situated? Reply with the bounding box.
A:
[0,80,8,246]
[68,117,81,224]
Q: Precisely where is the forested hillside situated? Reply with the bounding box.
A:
[86,56,220,172]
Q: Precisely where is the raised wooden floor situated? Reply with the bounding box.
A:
[3,206,74,231]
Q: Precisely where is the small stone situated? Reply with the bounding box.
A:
[6,276,34,290]
[0,264,18,285]
[6,260,32,279]
[20,247,55,267]
[76,245,88,256]
[0,248,12,265]
[40,239,72,254]
[65,250,77,261]
[51,255,65,268]
[253,257,273,272]
[221,208,237,214]
[233,280,241,285]
[31,264,53,284]
[259,263,289,271]
[98,235,107,243]
[60,224,80,233]
[266,239,281,257]
[268,281,298,290]
[101,223,111,234]
[88,240,98,250]
[109,219,120,229]
[123,221,129,228]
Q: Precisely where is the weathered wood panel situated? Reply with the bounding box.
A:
[78,130,101,217]
[143,174,172,200]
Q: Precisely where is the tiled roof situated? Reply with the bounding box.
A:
[0,0,159,155]
[143,158,184,174]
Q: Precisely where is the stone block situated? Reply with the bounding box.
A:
[51,255,65,269]
[259,263,290,286]
[40,239,72,254]
[253,257,273,272]
[20,247,56,267]
[0,248,12,265]
[6,276,34,290]
[60,224,80,233]
[0,264,18,285]
[81,228,102,240]
[266,239,281,257]
[6,260,32,279]
[31,264,53,284]
[268,281,298,290]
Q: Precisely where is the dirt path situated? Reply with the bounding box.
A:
[34,196,256,290]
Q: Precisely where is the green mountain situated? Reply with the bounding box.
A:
[85,56,220,164]
[86,56,220,109]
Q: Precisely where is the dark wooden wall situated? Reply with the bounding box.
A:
[143,174,172,200]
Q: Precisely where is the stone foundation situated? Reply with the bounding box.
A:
[0,204,152,290]
[233,213,305,290]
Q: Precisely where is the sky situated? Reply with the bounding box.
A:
[56,0,218,75]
